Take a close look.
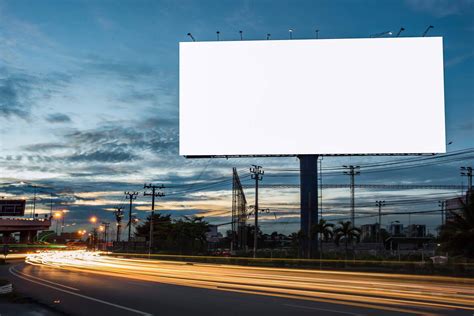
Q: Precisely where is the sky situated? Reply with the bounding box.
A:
[0,0,473,237]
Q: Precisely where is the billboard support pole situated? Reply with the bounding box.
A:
[299,155,318,259]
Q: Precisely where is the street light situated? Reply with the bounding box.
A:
[89,216,98,250]
[60,209,68,233]
[54,211,62,235]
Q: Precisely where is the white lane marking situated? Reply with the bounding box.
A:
[9,266,152,316]
[11,266,80,291]
[284,303,366,315]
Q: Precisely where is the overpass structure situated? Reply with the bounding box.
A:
[0,217,52,243]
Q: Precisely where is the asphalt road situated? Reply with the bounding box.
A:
[1,251,473,316]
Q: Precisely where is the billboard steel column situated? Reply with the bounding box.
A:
[299,155,318,259]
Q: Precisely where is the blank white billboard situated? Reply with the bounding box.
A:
[180,37,445,156]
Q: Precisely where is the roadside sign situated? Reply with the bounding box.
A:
[0,199,26,216]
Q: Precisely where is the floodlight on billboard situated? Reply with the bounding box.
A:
[179,37,445,157]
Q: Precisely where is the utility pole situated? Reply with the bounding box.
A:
[125,191,139,242]
[343,165,360,226]
[32,185,37,218]
[61,211,65,233]
[50,193,53,217]
[250,165,264,258]
[438,200,445,226]
[101,222,110,248]
[144,184,165,257]
[376,200,385,244]
[114,207,124,242]
[460,167,472,203]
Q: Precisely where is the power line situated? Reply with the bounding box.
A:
[251,184,465,190]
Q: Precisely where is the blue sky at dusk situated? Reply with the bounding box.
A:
[0,0,473,236]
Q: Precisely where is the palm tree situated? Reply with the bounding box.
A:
[311,219,334,260]
[333,221,361,260]
[439,196,474,258]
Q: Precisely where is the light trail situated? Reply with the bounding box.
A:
[25,251,474,315]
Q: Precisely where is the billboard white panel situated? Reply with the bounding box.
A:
[180,37,445,156]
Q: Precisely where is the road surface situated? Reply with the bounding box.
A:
[2,251,473,316]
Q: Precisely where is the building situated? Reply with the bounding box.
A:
[445,195,466,223]
[205,225,222,242]
[385,236,433,254]
[406,224,426,238]
[360,224,378,242]
[389,223,404,236]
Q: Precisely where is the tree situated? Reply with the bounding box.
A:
[134,214,210,254]
[173,216,210,253]
[289,230,306,258]
[311,219,334,259]
[135,213,173,243]
[333,221,361,260]
[439,196,474,258]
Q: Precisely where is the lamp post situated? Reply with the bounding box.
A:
[54,211,62,236]
[89,216,98,250]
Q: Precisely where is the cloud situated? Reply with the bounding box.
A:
[455,120,474,132]
[45,113,72,123]
[405,0,474,17]
[67,149,139,163]
[0,70,36,118]
[445,52,474,67]
[23,142,69,152]
[0,67,71,119]
[64,120,179,157]
[94,14,116,31]
[224,1,264,31]
[81,56,157,81]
